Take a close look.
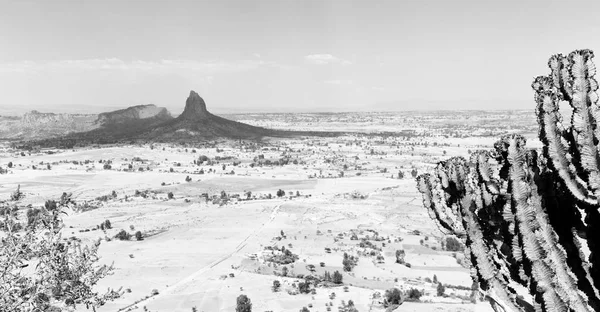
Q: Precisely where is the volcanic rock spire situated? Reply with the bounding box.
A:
[179,90,210,120]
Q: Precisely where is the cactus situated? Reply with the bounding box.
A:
[416,50,600,312]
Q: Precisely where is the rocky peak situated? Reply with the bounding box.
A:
[179,90,210,120]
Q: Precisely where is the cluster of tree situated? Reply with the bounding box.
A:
[264,245,299,265]
[323,270,343,284]
[342,252,358,272]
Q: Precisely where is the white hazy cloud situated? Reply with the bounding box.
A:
[305,54,352,65]
[0,58,278,74]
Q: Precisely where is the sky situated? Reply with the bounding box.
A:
[1,0,600,115]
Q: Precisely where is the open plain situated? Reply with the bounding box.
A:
[0,110,537,312]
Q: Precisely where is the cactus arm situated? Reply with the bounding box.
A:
[566,50,600,201]
[548,54,573,101]
[416,174,464,236]
[507,137,593,312]
[534,81,596,205]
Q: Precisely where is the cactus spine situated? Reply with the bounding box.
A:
[417,50,600,312]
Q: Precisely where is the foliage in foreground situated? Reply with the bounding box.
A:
[1,199,121,311]
[416,49,600,312]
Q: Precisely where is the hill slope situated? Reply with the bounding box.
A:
[21,91,339,148]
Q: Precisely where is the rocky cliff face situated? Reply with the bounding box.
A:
[0,104,172,140]
[0,111,97,140]
[95,104,171,125]
[22,110,78,125]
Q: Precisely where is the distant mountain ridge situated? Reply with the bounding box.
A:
[12,90,338,147]
[0,103,172,141]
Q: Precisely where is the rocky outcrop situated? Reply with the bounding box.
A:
[95,104,172,125]
[179,91,210,120]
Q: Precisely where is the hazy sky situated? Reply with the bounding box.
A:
[1,0,600,115]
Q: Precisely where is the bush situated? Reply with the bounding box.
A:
[236,294,252,312]
[168,192,174,199]
[298,280,311,294]
[445,236,464,252]
[115,230,131,241]
[384,288,403,306]
[0,199,120,311]
[135,231,143,241]
[406,288,423,301]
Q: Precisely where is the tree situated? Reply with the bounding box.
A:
[236,294,252,312]
[433,274,438,284]
[282,266,288,277]
[332,271,343,284]
[185,175,192,182]
[135,231,143,241]
[342,252,356,272]
[7,161,12,168]
[437,283,446,297]
[395,249,405,264]
[298,280,311,294]
[272,280,281,292]
[384,288,403,306]
[168,192,174,199]
[276,189,285,197]
[410,168,418,178]
[0,197,121,311]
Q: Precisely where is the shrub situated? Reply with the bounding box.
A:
[384,288,403,306]
[0,198,120,311]
[298,281,311,294]
[115,230,131,241]
[405,288,422,301]
[445,236,464,252]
